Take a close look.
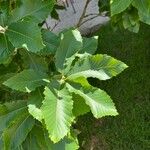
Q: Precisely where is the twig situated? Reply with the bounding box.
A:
[70,0,76,13]
[76,0,91,27]
[79,14,100,26]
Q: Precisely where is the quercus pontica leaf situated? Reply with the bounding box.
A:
[41,86,74,143]
[0,0,129,147]
[67,54,128,80]
[3,69,48,93]
[6,21,44,53]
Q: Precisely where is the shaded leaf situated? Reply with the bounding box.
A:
[67,83,118,118]
[0,100,27,132]
[55,29,82,72]
[19,49,48,72]
[110,0,132,16]
[72,94,90,117]
[40,29,60,55]
[80,36,98,54]
[2,110,35,150]
[133,0,150,25]
[0,34,14,64]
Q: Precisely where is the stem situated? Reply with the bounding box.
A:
[0,25,6,34]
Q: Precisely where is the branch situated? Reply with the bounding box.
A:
[76,0,91,27]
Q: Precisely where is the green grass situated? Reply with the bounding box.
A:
[77,24,150,150]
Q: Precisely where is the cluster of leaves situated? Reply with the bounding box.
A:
[0,0,127,149]
[110,0,150,32]
[99,0,150,33]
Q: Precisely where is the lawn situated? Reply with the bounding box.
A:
[77,23,150,150]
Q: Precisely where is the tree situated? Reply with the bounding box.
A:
[0,0,148,149]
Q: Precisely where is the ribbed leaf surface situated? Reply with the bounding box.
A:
[9,0,55,23]
[6,21,44,53]
[67,83,118,118]
[67,54,128,80]
[3,69,48,92]
[41,86,74,143]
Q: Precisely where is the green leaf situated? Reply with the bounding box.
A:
[23,125,79,150]
[3,69,48,93]
[2,110,35,150]
[0,1,9,26]
[80,36,98,54]
[6,21,44,53]
[67,83,118,118]
[27,90,43,122]
[72,94,90,117]
[67,54,128,81]
[40,29,60,55]
[110,0,132,16]
[0,100,27,132]
[133,0,150,25]
[122,10,140,33]
[0,34,14,64]
[19,49,48,72]
[22,125,49,150]
[50,136,79,150]
[55,29,82,72]
[9,0,55,23]
[41,86,74,143]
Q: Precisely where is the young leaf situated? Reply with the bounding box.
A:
[9,0,55,23]
[66,83,118,118]
[6,21,44,53]
[110,0,132,16]
[0,34,14,64]
[3,69,48,93]
[41,86,74,143]
[55,29,82,72]
[67,54,128,81]
[2,110,35,150]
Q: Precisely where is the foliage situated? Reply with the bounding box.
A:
[0,0,128,149]
[99,0,150,32]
